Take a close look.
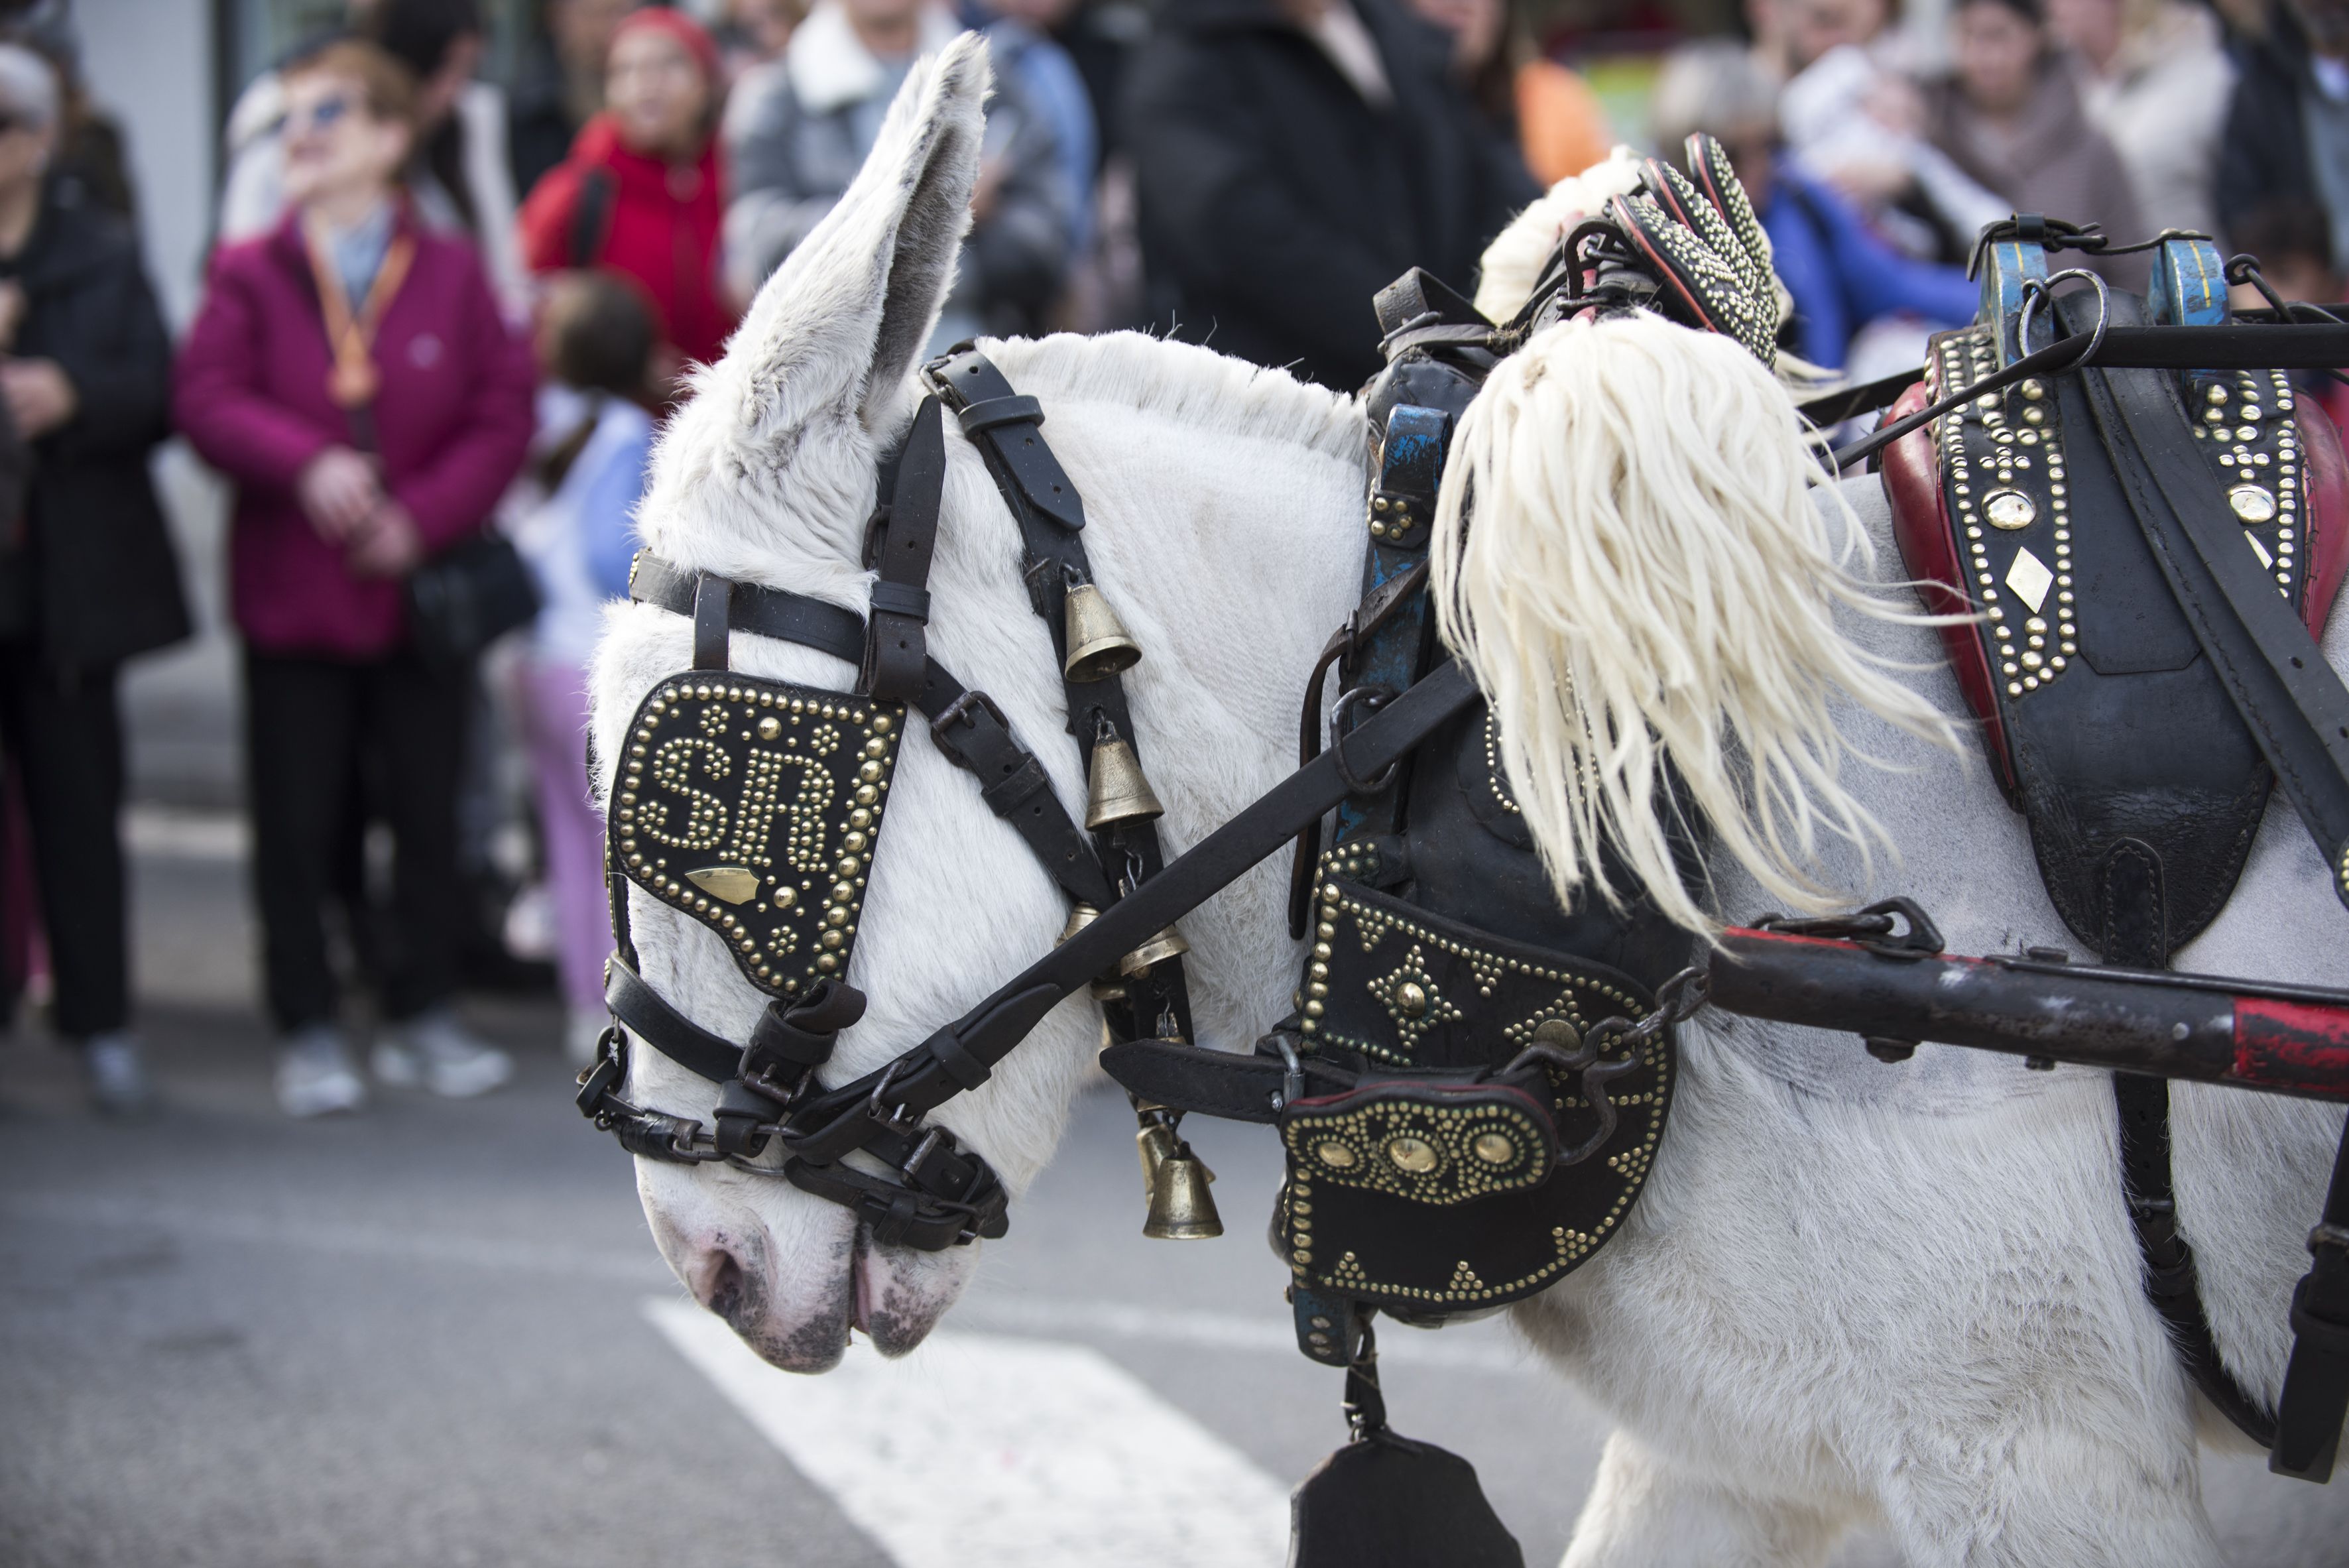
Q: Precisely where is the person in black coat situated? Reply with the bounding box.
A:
[1123,0,1537,391]
[2217,0,2349,263]
[0,43,187,1113]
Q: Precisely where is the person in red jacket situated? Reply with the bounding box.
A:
[175,39,536,1118]
[519,8,736,377]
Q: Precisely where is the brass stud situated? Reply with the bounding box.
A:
[1532,1018,1581,1052]
[756,715,782,741]
[1386,1136,1438,1174]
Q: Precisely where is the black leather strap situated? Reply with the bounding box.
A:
[928,346,1189,1044]
[605,959,739,1084]
[2273,1121,2349,1479]
[863,396,944,702]
[956,394,1044,436]
[779,660,1482,1165]
[933,354,1083,530]
[691,572,731,670]
[2097,823,2282,1445]
[627,552,1113,908]
[2116,1071,2279,1443]
[1100,1035,1357,1123]
[631,552,866,665]
[2069,296,2349,912]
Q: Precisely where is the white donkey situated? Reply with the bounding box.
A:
[589,38,2349,1565]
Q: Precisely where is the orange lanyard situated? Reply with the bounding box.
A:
[303,217,415,411]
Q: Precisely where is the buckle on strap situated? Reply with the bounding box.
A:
[928,687,1009,764]
[866,1059,922,1134]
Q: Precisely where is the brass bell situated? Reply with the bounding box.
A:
[1119,922,1191,977]
[1142,1147,1223,1240]
[1084,737,1165,831]
[1135,1116,1177,1199]
[1062,583,1142,682]
[1056,903,1101,945]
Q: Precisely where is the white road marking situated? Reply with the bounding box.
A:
[644,1296,1292,1568]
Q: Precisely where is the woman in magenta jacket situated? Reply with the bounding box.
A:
[176,39,535,1118]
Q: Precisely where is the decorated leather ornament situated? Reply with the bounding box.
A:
[607,674,906,997]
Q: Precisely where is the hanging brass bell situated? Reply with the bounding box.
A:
[1056,903,1101,946]
[1118,922,1190,977]
[1142,1147,1223,1240]
[1084,737,1165,831]
[1062,583,1142,682]
[1135,1116,1177,1200]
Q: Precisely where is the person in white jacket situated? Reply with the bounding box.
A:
[2049,0,2235,241]
[216,0,528,320]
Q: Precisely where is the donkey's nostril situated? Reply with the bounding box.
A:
[695,1248,749,1321]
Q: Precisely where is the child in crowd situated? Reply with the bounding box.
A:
[510,271,654,1064]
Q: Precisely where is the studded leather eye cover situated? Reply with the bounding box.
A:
[608,674,906,998]
[1280,1079,1559,1205]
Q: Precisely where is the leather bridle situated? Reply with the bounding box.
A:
[576,346,1483,1249]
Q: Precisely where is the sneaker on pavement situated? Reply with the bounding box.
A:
[83,1032,157,1117]
[276,1026,367,1118]
[374,1008,512,1099]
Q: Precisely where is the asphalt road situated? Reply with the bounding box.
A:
[3,824,2344,1567]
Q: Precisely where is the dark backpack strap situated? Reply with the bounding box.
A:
[570,167,615,270]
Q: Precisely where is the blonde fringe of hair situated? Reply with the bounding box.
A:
[1432,311,1961,934]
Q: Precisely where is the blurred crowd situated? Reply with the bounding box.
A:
[1,0,2344,1120]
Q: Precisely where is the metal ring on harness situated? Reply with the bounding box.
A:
[2018,269,2112,367]
[1330,685,1401,794]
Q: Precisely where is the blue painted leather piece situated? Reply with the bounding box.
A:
[1980,237,2050,366]
[2149,237,2227,328]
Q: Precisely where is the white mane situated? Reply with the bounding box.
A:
[985,332,1361,465]
[1434,311,1960,931]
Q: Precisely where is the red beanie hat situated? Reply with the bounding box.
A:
[612,7,721,86]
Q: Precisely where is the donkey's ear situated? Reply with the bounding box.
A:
[715,33,988,443]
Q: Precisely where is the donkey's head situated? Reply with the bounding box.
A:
[588,37,1103,1372]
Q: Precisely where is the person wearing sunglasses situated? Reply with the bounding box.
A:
[0,42,186,1115]
[176,39,535,1119]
